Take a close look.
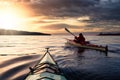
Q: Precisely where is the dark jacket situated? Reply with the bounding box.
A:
[74,33,86,45]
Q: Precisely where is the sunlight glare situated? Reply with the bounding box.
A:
[0,2,31,30]
[0,9,20,29]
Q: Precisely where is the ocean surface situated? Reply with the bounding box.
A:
[0,35,120,80]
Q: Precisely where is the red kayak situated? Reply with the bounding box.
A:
[66,39,108,52]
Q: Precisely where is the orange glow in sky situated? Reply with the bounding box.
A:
[0,1,91,34]
[0,1,119,34]
[0,2,32,30]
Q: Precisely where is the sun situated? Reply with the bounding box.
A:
[0,9,20,29]
[0,2,31,30]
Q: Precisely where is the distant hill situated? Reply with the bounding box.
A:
[0,29,51,35]
[98,32,120,36]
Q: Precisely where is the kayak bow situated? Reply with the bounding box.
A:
[66,39,108,52]
[25,48,67,80]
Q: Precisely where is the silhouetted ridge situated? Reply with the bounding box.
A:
[98,32,120,36]
[0,29,51,35]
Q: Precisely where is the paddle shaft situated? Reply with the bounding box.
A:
[65,28,76,37]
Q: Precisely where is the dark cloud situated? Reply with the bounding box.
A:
[28,0,120,21]
[27,0,99,17]
[22,0,120,33]
[23,0,31,2]
[32,20,57,23]
[84,20,120,32]
[2,0,120,21]
[40,24,79,30]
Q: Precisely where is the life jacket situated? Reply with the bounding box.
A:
[74,36,86,45]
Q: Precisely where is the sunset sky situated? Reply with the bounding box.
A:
[0,0,120,34]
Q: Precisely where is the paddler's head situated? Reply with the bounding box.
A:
[79,33,83,36]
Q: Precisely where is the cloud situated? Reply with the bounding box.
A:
[85,20,120,32]
[40,23,80,30]
[1,0,120,21]
[3,0,118,33]
[24,0,120,21]
[27,0,97,17]
[39,23,112,33]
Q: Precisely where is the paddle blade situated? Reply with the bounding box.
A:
[65,27,70,32]
[65,27,76,37]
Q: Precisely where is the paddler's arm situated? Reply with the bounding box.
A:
[74,36,78,39]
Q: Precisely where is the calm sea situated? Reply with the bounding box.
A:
[0,35,120,80]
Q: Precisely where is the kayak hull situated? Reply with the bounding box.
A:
[25,48,67,80]
[66,39,108,52]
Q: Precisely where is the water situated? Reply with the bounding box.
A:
[0,35,120,80]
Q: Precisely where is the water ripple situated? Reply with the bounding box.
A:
[0,35,120,80]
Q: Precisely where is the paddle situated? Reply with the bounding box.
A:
[65,27,90,44]
[65,27,76,37]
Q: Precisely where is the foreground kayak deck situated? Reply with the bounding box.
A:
[66,39,108,52]
[25,48,67,80]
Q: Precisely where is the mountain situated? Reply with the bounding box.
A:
[98,32,120,36]
[0,29,51,35]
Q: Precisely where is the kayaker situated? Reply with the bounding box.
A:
[74,33,86,45]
